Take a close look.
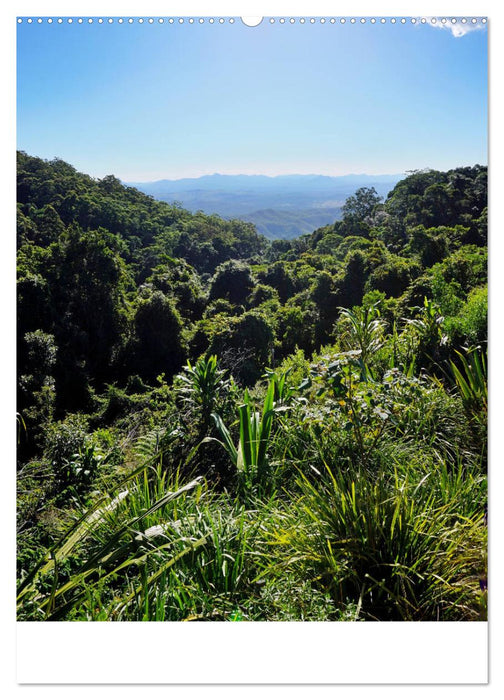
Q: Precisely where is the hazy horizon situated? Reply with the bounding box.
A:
[17,149,485,184]
[125,170,407,184]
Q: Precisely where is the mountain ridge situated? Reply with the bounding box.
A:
[127,171,403,191]
[127,172,403,239]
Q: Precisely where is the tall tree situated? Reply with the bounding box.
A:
[340,187,383,237]
[132,290,187,383]
[209,260,255,307]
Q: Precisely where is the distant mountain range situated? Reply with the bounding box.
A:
[127,173,404,239]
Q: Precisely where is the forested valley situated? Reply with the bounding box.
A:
[17,151,487,621]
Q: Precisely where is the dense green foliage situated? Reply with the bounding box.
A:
[17,153,487,621]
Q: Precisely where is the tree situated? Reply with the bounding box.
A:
[342,187,383,222]
[17,272,51,339]
[437,245,487,295]
[230,311,275,384]
[337,251,368,309]
[209,260,255,306]
[422,183,452,226]
[30,204,65,246]
[190,310,275,386]
[45,226,131,408]
[315,232,344,255]
[340,187,383,237]
[258,261,295,303]
[148,260,206,320]
[368,256,421,298]
[277,305,315,356]
[133,290,186,383]
[17,330,57,457]
[248,283,279,307]
[267,238,292,262]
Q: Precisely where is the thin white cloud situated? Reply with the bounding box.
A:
[422,17,487,38]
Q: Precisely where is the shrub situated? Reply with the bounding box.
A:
[44,414,103,492]
[45,414,89,472]
[445,285,487,346]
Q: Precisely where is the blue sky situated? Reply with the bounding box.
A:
[16,17,487,181]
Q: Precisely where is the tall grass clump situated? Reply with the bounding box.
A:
[206,373,292,499]
[264,461,486,621]
[17,460,206,621]
[449,346,487,466]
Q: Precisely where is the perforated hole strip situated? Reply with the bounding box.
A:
[17,17,488,25]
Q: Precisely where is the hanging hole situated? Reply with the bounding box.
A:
[241,17,263,27]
